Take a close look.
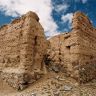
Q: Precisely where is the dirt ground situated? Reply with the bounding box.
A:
[0,71,96,96]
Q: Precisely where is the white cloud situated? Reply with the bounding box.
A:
[82,0,88,3]
[54,4,69,13]
[75,0,88,4]
[0,0,58,37]
[61,13,73,29]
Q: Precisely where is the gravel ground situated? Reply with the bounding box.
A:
[0,72,96,96]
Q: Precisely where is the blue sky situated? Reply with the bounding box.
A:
[0,0,96,37]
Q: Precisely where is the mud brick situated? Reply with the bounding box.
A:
[0,11,47,90]
[47,11,96,83]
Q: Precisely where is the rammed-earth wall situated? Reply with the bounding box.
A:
[0,11,96,90]
[48,11,96,83]
[72,12,96,82]
[0,11,47,90]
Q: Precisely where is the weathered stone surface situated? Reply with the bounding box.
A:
[0,11,96,92]
[0,11,47,90]
[47,11,96,83]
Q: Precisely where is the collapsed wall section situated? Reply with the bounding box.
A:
[0,11,47,90]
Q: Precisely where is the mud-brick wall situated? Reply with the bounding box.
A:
[72,11,96,83]
[47,30,80,73]
[47,34,67,72]
[0,11,47,90]
[48,35,61,65]
[48,11,96,83]
[20,11,47,72]
[62,31,80,74]
[0,19,24,68]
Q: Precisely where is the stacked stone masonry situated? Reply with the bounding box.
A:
[47,11,96,83]
[0,11,47,90]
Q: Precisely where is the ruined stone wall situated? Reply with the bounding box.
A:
[72,12,96,83]
[0,10,96,90]
[48,31,79,73]
[48,11,96,83]
[0,11,47,90]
